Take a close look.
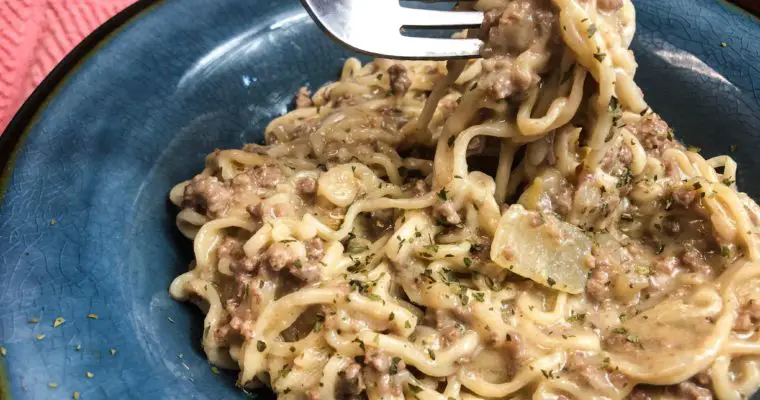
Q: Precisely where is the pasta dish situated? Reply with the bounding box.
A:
[168,0,760,398]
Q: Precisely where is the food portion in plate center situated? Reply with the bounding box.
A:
[168,0,760,398]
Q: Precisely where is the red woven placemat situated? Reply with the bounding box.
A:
[0,0,133,133]
[0,1,757,135]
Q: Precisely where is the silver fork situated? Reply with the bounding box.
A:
[299,0,485,60]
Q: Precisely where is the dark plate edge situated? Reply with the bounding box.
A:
[0,1,160,396]
[0,0,160,200]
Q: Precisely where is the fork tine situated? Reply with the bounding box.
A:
[375,36,483,59]
[399,9,483,28]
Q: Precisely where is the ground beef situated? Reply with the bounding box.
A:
[677,381,713,400]
[480,59,534,100]
[631,114,677,156]
[433,201,462,225]
[246,202,291,221]
[228,314,256,338]
[295,86,313,109]
[364,348,392,373]
[681,249,711,275]
[434,310,465,344]
[481,0,556,56]
[600,144,632,173]
[734,299,760,332]
[255,166,284,188]
[183,175,232,217]
[597,0,624,12]
[296,177,318,195]
[587,261,613,301]
[217,237,260,273]
[363,349,404,397]
[602,331,639,353]
[672,186,698,208]
[628,388,653,400]
[305,238,325,261]
[289,262,322,283]
[388,64,411,96]
[232,165,284,195]
[265,242,300,271]
[566,352,618,392]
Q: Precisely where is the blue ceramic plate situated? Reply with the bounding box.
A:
[0,0,758,398]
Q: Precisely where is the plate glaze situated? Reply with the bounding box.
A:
[0,0,758,398]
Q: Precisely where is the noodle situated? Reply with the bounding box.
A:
[168,0,760,398]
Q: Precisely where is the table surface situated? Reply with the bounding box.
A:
[0,0,757,134]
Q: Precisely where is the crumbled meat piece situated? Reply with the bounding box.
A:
[388,64,411,96]
[232,165,284,194]
[628,388,653,400]
[433,201,461,225]
[677,381,713,400]
[681,249,711,275]
[247,202,290,221]
[734,299,760,332]
[228,315,256,338]
[602,331,639,353]
[632,114,677,156]
[587,261,613,301]
[597,0,624,12]
[289,261,322,283]
[296,177,318,195]
[295,86,313,109]
[255,166,284,189]
[480,60,534,100]
[435,310,465,344]
[305,238,325,261]
[364,348,391,373]
[566,352,616,392]
[481,0,556,55]
[600,144,632,172]
[265,242,300,271]
[217,237,242,260]
[695,372,711,386]
[672,186,698,208]
[183,175,232,217]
